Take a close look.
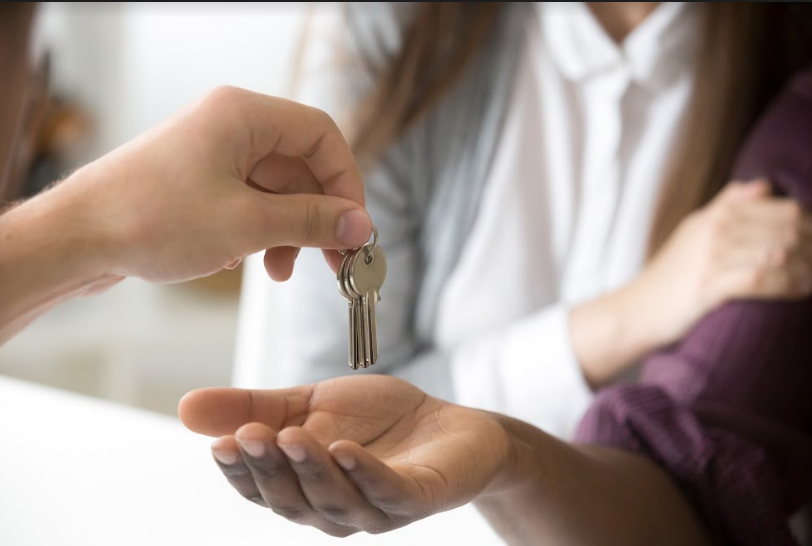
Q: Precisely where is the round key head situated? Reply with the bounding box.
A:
[349,244,387,295]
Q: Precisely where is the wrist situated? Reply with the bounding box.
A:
[473,412,554,543]
[623,269,689,348]
[479,412,545,498]
[1,174,120,295]
[571,279,667,388]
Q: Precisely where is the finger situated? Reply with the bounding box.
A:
[264,246,300,282]
[276,426,392,532]
[178,387,313,437]
[224,258,243,270]
[235,91,365,205]
[717,241,789,270]
[329,440,423,516]
[245,191,372,251]
[718,234,812,273]
[739,207,812,249]
[234,423,357,537]
[262,247,342,280]
[711,263,812,303]
[716,236,812,289]
[249,154,323,196]
[323,249,345,275]
[210,436,268,507]
[736,199,808,236]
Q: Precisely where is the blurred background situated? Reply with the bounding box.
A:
[0,2,311,416]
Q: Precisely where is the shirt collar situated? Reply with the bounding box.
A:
[541,2,699,90]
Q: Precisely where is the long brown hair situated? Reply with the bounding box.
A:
[305,3,812,256]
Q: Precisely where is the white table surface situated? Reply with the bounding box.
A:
[0,374,503,546]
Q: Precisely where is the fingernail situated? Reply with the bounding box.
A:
[212,445,238,466]
[333,452,356,471]
[278,442,306,463]
[224,258,242,270]
[237,437,265,459]
[337,209,371,247]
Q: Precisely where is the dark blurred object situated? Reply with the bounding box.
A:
[0,2,38,205]
[0,3,93,205]
[23,85,94,198]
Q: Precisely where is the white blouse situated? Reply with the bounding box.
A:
[435,2,698,438]
[233,2,699,440]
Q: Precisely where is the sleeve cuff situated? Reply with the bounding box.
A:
[449,304,594,440]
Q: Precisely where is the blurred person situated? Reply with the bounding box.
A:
[217,1,812,543]
[0,3,373,343]
[236,2,812,440]
[182,61,812,544]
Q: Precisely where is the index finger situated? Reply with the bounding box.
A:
[236,90,365,206]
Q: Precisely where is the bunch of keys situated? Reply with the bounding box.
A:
[337,226,387,369]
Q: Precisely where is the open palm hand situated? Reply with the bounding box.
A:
[179,375,512,537]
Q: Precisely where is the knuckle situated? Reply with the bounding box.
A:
[312,105,338,132]
[304,198,325,242]
[291,456,327,482]
[322,526,356,539]
[302,107,339,160]
[245,494,268,508]
[271,504,310,521]
[203,85,241,109]
[367,516,401,535]
[220,463,252,480]
[315,503,351,522]
[248,459,287,481]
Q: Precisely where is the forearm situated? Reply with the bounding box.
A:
[570,279,669,389]
[475,414,712,546]
[0,175,118,344]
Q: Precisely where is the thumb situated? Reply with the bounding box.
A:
[255,192,373,250]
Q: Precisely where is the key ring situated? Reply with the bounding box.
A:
[338,225,378,262]
[364,225,379,265]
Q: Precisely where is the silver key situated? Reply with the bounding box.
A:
[347,248,372,367]
[337,251,355,368]
[337,251,362,369]
[349,244,387,367]
[348,269,366,367]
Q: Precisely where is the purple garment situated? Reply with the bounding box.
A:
[574,66,812,546]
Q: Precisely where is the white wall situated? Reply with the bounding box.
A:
[0,2,311,415]
[40,2,309,159]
